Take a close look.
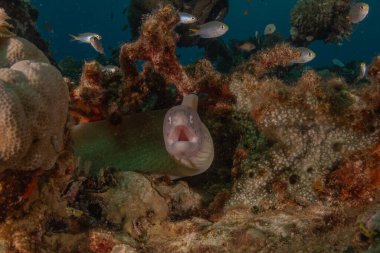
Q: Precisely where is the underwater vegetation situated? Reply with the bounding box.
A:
[0,1,379,253]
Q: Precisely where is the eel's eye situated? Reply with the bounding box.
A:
[168,116,172,125]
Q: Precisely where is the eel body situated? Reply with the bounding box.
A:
[71,95,214,177]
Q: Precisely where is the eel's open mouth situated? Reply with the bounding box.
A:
[172,125,193,142]
[163,105,203,159]
[166,125,200,158]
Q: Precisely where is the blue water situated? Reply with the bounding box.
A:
[31,0,379,67]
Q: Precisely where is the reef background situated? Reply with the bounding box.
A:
[31,0,379,67]
[0,1,379,252]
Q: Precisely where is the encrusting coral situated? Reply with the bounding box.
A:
[290,0,354,45]
[233,43,301,79]
[228,68,380,208]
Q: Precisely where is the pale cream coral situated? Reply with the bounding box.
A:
[0,60,68,172]
[0,8,68,172]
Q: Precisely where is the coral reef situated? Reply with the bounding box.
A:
[290,0,354,45]
[1,3,380,253]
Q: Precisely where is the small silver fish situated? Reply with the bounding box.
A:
[291,47,316,64]
[189,21,229,38]
[349,2,369,24]
[178,12,197,24]
[70,33,104,54]
[264,24,276,35]
[358,62,367,79]
[70,32,102,43]
[90,37,104,54]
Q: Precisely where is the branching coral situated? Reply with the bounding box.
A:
[119,5,195,98]
[127,0,229,47]
[186,59,235,113]
[228,69,380,208]
[290,0,354,45]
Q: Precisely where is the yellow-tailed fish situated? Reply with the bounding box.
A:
[291,47,316,64]
[349,2,369,23]
[189,21,229,38]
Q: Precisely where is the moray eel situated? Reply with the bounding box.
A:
[71,94,214,178]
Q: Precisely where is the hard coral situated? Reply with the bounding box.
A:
[120,5,195,97]
[0,8,68,174]
[0,60,68,172]
[290,0,353,45]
